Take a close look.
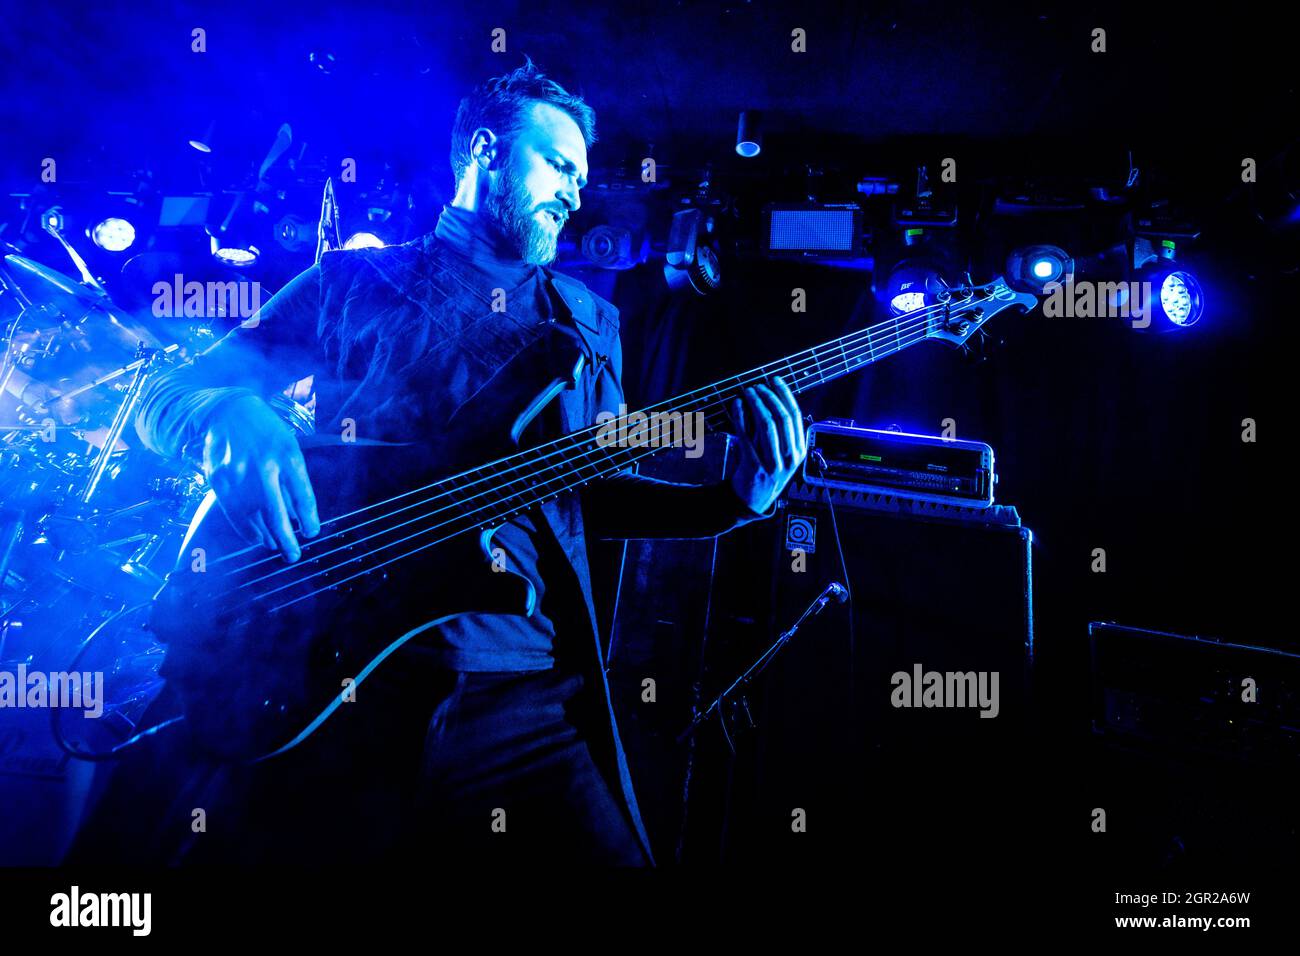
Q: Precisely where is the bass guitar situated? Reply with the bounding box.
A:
[147,277,1035,760]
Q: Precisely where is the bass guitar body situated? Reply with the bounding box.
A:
[150,441,533,762]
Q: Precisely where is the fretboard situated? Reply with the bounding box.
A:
[442,308,937,526]
[242,307,943,609]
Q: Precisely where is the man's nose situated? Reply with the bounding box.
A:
[559,183,580,214]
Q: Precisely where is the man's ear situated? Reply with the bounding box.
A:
[471,128,499,170]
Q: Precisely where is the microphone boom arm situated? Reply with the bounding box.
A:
[677,581,848,744]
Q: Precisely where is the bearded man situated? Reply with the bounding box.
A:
[68,58,805,867]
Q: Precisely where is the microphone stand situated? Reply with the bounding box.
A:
[677,581,848,745]
[316,178,341,264]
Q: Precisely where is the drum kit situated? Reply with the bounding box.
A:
[0,247,212,761]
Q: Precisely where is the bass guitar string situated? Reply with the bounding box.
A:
[236,316,950,606]
[221,299,959,585]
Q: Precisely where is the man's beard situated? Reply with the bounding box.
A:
[484,163,558,265]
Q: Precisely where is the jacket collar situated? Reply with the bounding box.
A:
[433,203,538,286]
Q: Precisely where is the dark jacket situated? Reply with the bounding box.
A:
[134,229,770,864]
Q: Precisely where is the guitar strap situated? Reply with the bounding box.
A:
[508,272,608,445]
[542,268,610,379]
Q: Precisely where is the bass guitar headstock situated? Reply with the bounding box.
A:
[920,276,1038,348]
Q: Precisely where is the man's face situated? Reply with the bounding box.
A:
[484,100,589,265]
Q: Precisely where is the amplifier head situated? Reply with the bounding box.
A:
[803,420,996,508]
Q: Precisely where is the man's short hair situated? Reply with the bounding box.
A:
[449,56,597,188]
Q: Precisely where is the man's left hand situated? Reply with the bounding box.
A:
[728,375,808,515]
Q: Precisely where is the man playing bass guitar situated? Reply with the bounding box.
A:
[70,58,806,867]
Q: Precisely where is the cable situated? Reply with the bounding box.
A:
[811,448,856,721]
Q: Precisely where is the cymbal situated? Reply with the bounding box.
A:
[2,253,108,314]
[2,254,179,428]
[2,253,175,346]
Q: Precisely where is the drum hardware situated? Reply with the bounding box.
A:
[50,603,176,762]
[2,254,178,429]
[0,508,21,603]
[118,534,174,590]
[0,617,20,662]
[148,473,207,503]
[78,346,165,504]
[0,251,210,766]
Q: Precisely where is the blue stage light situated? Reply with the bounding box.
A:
[343,232,384,250]
[879,259,947,315]
[189,120,216,153]
[890,291,927,313]
[91,217,136,252]
[1006,244,1073,293]
[1157,269,1203,327]
[736,110,762,158]
[209,235,259,267]
[214,247,258,266]
[1131,254,1205,330]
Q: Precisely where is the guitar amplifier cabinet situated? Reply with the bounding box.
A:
[763,482,1033,740]
[701,482,1035,865]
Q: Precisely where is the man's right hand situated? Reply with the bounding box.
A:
[202,394,320,561]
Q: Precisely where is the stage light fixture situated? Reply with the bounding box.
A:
[664,209,721,294]
[879,259,949,315]
[206,193,267,268]
[343,232,384,250]
[188,121,217,153]
[581,224,646,270]
[1158,270,1202,327]
[208,233,259,267]
[763,203,863,258]
[891,291,927,314]
[1137,262,1204,329]
[275,214,315,252]
[736,110,762,158]
[1005,244,1074,294]
[90,217,136,252]
[1131,239,1204,330]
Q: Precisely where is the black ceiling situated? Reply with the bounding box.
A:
[4,0,1293,189]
